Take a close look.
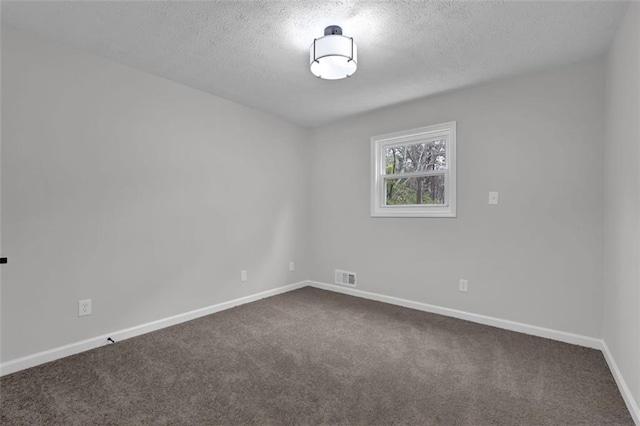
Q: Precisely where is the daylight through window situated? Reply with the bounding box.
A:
[371,122,456,217]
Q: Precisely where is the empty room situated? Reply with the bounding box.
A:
[0,1,638,424]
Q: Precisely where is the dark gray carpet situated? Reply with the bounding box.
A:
[0,287,633,425]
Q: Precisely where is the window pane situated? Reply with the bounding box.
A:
[385,140,446,174]
[385,175,445,205]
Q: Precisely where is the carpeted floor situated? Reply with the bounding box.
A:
[0,287,633,425]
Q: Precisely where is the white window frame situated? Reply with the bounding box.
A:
[371,121,456,218]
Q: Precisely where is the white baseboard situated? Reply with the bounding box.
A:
[308,280,640,424]
[307,281,602,349]
[0,281,308,377]
[3,279,637,425]
[601,341,640,425]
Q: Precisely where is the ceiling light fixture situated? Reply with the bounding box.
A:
[310,25,357,80]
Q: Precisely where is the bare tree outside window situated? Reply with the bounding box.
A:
[385,140,446,205]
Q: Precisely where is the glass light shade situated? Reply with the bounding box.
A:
[310,34,358,80]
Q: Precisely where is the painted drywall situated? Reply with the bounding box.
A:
[309,58,606,338]
[0,26,310,362]
[603,2,640,407]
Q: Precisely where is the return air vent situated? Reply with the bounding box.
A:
[335,269,357,287]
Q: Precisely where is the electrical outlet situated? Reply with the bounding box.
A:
[241,270,248,282]
[289,261,295,272]
[78,299,92,317]
[459,279,468,293]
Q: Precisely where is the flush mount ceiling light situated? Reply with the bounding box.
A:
[310,25,357,80]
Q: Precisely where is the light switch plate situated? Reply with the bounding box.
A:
[489,192,499,205]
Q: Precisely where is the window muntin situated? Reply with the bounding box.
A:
[371,122,456,217]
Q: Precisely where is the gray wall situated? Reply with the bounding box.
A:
[1,26,310,362]
[2,17,635,402]
[309,58,606,338]
[603,2,639,407]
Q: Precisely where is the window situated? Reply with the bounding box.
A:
[371,121,456,217]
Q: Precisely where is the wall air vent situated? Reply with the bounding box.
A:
[335,269,357,287]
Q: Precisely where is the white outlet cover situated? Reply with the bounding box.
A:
[78,299,92,317]
[289,261,295,271]
[489,192,499,205]
[459,280,469,293]
[241,270,247,282]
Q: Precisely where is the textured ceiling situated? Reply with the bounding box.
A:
[1,1,629,127]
